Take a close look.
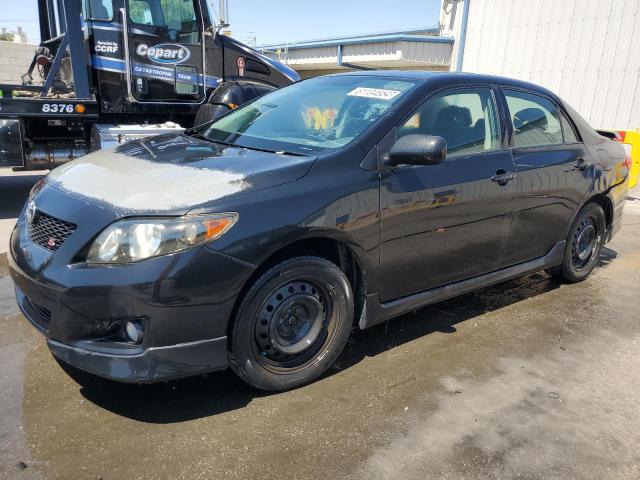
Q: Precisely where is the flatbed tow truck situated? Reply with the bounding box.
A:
[0,0,298,170]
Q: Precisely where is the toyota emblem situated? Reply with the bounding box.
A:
[47,237,56,249]
[26,201,36,223]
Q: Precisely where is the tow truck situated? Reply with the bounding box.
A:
[0,0,298,170]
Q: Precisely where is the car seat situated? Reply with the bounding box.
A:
[513,108,554,146]
[432,105,473,153]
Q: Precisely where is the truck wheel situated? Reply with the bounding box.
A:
[549,202,606,283]
[229,256,353,391]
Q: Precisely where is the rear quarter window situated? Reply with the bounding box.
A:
[560,111,580,143]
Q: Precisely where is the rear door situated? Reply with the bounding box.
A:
[124,0,205,103]
[499,88,592,266]
[379,85,517,301]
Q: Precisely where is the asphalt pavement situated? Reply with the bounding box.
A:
[0,176,639,480]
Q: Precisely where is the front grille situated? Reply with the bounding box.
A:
[24,296,52,330]
[29,211,76,252]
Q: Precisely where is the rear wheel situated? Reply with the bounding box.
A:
[229,256,353,391]
[549,202,606,283]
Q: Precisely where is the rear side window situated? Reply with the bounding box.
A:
[504,90,562,147]
[398,88,501,156]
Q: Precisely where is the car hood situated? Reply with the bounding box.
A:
[46,133,316,215]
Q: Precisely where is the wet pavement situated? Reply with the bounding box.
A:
[0,187,639,480]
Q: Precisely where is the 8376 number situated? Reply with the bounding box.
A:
[41,103,75,113]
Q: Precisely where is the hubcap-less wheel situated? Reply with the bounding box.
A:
[571,217,599,269]
[229,256,354,391]
[548,202,606,284]
[254,280,330,370]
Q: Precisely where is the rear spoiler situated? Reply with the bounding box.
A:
[596,129,620,141]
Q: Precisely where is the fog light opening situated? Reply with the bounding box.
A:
[124,320,144,344]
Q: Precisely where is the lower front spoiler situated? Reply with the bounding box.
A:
[48,337,229,383]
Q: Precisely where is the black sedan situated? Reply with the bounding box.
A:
[9,71,629,391]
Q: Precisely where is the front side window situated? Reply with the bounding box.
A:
[504,90,563,147]
[204,76,418,154]
[398,88,501,156]
[128,0,199,42]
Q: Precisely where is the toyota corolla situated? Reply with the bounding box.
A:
[9,72,629,391]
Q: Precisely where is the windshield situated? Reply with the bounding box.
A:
[203,76,418,154]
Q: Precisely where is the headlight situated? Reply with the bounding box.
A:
[28,178,45,199]
[86,213,238,264]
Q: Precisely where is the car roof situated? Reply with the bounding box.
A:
[330,70,558,99]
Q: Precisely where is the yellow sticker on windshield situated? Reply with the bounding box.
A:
[304,108,337,130]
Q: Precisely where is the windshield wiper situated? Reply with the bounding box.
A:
[237,144,308,157]
[187,131,308,156]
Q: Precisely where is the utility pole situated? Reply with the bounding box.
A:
[218,0,230,28]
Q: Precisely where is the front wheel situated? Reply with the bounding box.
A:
[549,202,606,283]
[229,256,354,391]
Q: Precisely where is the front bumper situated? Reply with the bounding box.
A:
[14,285,229,382]
[8,188,256,382]
[48,336,228,383]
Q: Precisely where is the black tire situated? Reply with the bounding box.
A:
[229,256,354,391]
[549,202,606,283]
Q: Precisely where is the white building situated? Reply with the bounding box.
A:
[263,26,454,78]
[263,0,640,130]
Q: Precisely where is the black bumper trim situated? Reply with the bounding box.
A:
[48,336,229,383]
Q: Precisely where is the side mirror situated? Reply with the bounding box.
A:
[387,134,447,166]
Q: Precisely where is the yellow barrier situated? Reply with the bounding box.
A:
[600,129,640,188]
[625,130,640,188]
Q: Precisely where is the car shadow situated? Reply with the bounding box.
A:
[69,269,568,424]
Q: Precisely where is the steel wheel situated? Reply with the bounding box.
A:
[253,279,332,371]
[571,216,599,270]
[229,256,354,391]
[549,202,606,283]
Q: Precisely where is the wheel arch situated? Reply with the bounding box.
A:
[562,192,613,241]
[585,192,614,236]
[227,236,369,338]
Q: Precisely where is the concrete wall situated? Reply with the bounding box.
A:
[442,0,640,130]
[0,41,36,85]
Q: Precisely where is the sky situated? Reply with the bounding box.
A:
[0,0,442,46]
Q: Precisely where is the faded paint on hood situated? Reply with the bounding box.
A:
[46,134,316,215]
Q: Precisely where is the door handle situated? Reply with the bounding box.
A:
[491,170,515,185]
[574,157,587,171]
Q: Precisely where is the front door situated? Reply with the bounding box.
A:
[124,0,205,103]
[379,86,517,302]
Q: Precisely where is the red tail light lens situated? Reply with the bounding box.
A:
[622,143,632,170]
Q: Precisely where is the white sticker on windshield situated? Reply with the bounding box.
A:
[347,87,402,100]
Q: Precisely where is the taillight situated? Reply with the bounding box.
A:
[617,131,627,143]
[622,143,632,170]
